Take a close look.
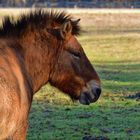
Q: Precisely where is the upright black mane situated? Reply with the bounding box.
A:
[0,10,81,37]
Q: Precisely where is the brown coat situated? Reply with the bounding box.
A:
[0,10,101,139]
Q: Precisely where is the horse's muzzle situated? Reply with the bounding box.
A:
[79,81,101,105]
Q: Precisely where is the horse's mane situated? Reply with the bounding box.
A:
[0,10,81,37]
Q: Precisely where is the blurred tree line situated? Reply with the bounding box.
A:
[0,0,139,8]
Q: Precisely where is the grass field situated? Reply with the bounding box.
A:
[0,9,140,140]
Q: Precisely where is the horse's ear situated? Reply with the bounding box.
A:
[60,21,72,39]
[73,18,81,24]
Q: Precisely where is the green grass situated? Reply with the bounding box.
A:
[26,25,140,140]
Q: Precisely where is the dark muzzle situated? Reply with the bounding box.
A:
[79,84,101,105]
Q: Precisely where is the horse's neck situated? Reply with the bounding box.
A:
[19,33,54,93]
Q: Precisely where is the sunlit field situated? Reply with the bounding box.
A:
[0,9,140,140]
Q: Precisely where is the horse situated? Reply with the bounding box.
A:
[0,10,101,140]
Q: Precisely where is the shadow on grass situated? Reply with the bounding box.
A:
[93,61,140,94]
[125,92,140,100]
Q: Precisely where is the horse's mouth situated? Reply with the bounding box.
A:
[79,86,101,105]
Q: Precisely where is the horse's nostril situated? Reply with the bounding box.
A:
[92,87,101,96]
[95,88,101,96]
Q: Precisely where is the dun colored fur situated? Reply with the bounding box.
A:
[0,10,101,139]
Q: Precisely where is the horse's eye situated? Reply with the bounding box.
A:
[72,51,81,59]
[69,49,81,59]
